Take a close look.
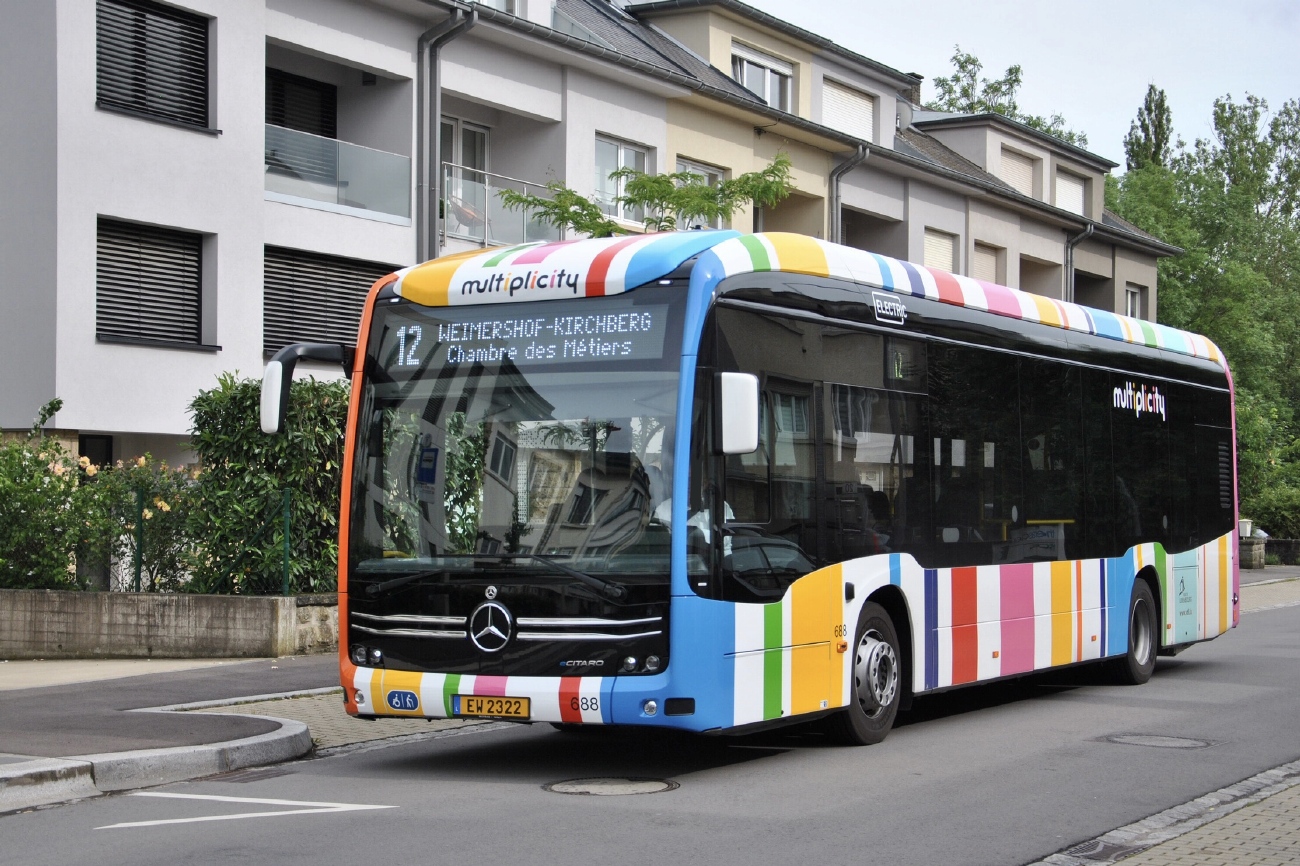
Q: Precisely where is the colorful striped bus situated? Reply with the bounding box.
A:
[262,230,1239,745]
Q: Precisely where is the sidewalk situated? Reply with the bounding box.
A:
[2,576,1300,866]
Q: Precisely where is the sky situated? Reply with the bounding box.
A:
[744,0,1299,168]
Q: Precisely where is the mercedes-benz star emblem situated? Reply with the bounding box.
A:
[484,585,498,600]
[469,601,512,653]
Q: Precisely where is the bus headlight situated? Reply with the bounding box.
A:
[643,699,658,716]
[350,645,368,666]
[367,647,384,666]
[645,655,661,672]
[622,656,638,672]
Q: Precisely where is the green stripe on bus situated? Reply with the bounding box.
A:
[1138,320,1159,346]
[1154,546,1168,645]
[482,244,533,267]
[443,673,461,717]
[763,602,783,720]
[739,234,772,271]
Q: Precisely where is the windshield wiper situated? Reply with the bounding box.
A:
[360,555,626,600]
[506,553,627,601]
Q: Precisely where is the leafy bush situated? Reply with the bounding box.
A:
[1244,486,1300,539]
[94,455,198,591]
[187,373,348,594]
[0,401,117,589]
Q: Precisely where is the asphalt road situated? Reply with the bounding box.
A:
[4,604,1298,866]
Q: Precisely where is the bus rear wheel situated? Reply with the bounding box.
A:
[1110,579,1157,685]
[826,602,901,746]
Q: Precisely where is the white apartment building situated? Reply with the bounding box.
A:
[0,0,1177,463]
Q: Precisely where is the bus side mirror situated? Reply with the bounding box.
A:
[260,342,353,435]
[717,372,760,454]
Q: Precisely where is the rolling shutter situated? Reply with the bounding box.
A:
[924,229,956,273]
[823,80,875,142]
[973,243,999,282]
[1056,171,1086,215]
[999,148,1034,196]
[264,247,395,354]
[97,218,202,345]
[96,0,209,128]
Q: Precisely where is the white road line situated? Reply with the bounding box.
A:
[95,792,394,829]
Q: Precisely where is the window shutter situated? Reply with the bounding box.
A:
[999,148,1034,196]
[973,243,998,282]
[924,229,956,272]
[97,218,202,345]
[1056,171,1086,215]
[96,0,209,128]
[263,247,395,354]
[822,80,875,142]
[265,68,338,138]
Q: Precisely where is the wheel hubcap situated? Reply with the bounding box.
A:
[1131,597,1152,665]
[853,629,898,719]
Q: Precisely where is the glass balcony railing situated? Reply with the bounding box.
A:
[265,124,410,219]
[443,163,563,247]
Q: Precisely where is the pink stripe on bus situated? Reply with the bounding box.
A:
[512,240,579,265]
[474,676,509,696]
[1000,564,1035,675]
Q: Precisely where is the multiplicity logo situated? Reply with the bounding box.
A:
[1113,380,1167,422]
[459,267,583,297]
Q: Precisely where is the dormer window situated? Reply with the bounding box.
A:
[731,44,792,111]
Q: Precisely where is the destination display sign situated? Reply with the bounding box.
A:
[381,305,670,372]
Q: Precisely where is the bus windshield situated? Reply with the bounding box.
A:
[348,286,683,584]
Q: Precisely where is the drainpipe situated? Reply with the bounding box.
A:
[828,144,868,244]
[1063,222,1094,304]
[416,9,477,263]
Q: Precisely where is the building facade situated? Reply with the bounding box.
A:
[0,0,1175,463]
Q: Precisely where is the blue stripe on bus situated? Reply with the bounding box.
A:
[890,554,901,587]
[1090,309,1125,342]
[897,260,929,298]
[1098,559,1107,656]
[868,252,896,291]
[924,568,939,690]
[623,230,739,295]
[1107,555,1135,657]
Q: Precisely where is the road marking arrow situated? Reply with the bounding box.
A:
[96,791,395,829]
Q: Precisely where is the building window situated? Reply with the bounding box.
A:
[263,247,394,354]
[973,242,1000,283]
[488,435,517,482]
[480,0,517,11]
[822,79,874,142]
[96,0,210,129]
[595,136,648,223]
[924,228,957,273]
[266,68,337,138]
[731,44,792,111]
[676,158,726,229]
[1125,283,1146,319]
[1056,170,1086,215]
[441,117,490,235]
[96,218,202,346]
[999,147,1035,197]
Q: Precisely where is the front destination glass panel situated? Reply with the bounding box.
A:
[348,286,683,676]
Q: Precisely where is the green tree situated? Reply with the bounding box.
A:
[499,153,794,236]
[1124,84,1175,171]
[927,46,1089,148]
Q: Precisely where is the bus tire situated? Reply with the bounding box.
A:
[826,601,901,746]
[1111,579,1157,685]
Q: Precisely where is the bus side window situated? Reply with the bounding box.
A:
[1081,368,1117,559]
[1019,359,1085,560]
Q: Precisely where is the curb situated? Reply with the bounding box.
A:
[0,694,318,814]
[1026,756,1300,865]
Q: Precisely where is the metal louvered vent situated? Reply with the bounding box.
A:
[97,218,202,345]
[1218,441,1233,509]
[97,0,209,128]
[263,247,394,355]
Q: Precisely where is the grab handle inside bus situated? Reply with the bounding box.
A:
[717,372,760,454]
[261,342,353,435]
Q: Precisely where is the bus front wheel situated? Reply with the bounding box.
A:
[826,601,901,746]
[1110,579,1157,685]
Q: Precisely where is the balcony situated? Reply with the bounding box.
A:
[442,163,563,247]
[264,124,411,223]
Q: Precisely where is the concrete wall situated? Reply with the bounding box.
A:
[0,590,338,659]
[0,0,59,429]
